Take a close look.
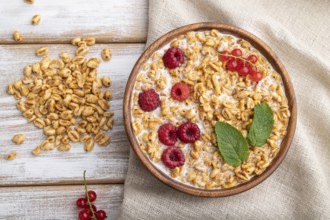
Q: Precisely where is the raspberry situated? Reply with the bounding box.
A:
[138,89,160,112]
[158,123,177,146]
[177,122,200,143]
[161,147,185,169]
[162,47,184,69]
[170,82,190,101]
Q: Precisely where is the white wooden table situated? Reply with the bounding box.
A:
[0,1,147,219]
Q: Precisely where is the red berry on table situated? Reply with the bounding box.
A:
[138,89,160,112]
[219,51,230,61]
[226,59,238,71]
[250,71,263,82]
[231,48,242,56]
[78,171,105,220]
[177,122,200,143]
[158,123,178,146]
[96,210,107,220]
[238,66,249,76]
[162,47,184,69]
[87,190,97,202]
[79,209,91,220]
[161,146,185,169]
[170,82,190,101]
[77,198,89,209]
[83,205,97,218]
[247,54,258,64]
[91,204,97,212]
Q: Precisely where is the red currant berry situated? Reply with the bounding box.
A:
[79,209,91,220]
[77,198,89,209]
[83,205,97,218]
[235,58,244,70]
[231,48,242,56]
[219,51,230,62]
[237,66,249,76]
[226,59,238,71]
[95,210,107,220]
[246,64,257,74]
[250,71,263,82]
[87,191,97,202]
[247,55,258,64]
[91,204,97,212]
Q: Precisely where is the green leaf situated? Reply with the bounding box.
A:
[215,122,249,167]
[247,102,274,147]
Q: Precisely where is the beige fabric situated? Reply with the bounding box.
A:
[119,0,330,219]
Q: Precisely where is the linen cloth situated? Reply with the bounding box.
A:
[119,0,330,219]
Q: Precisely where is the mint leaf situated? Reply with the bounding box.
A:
[215,122,249,167]
[247,102,274,147]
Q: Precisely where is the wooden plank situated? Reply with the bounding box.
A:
[0,184,123,219]
[0,43,145,185]
[0,0,148,43]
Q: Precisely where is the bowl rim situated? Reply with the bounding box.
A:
[123,22,297,197]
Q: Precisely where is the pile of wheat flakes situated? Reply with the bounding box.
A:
[6,36,114,160]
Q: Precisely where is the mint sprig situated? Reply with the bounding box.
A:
[247,102,274,147]
[215,122,249,167]
[215,102,274,166]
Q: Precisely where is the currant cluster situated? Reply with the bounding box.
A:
[77,171,107,220]
[219,48,263,82]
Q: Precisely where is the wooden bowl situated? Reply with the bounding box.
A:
[123,23,297,197]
